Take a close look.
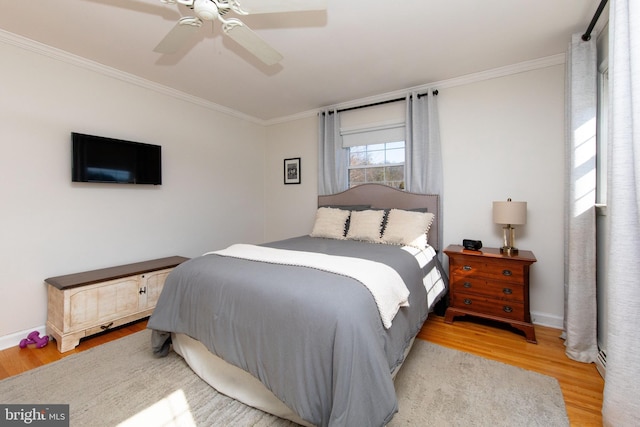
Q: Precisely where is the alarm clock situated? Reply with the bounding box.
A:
[462,239,483,251]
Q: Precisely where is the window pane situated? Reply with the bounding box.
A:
[387,141,404,149]
[368,151,385,165]
[350,145,365,153]
[349,152,367,166]
[386,148,405,164]
[386,165,404,181]
[368,143,385,151]
[366,167,385,182]
[350,169,365,185]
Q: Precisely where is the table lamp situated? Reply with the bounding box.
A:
[492,198,527,255]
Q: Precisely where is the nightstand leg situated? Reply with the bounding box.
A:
[512,323,537,344]
[444,308,458,324]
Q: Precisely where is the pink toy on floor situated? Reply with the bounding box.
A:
[19,331,49,349]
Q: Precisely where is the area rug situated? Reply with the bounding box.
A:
[0,329,568,426]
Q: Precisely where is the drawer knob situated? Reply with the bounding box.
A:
[463,265,472,271]
[463,282,472,288]
[503,306,513,313]
[502,269,512,276]
[503,288,513,295]
[463,298,472,305]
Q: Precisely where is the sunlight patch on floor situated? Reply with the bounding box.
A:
[117,389,195,427]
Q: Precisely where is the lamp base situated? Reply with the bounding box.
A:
[500,246,519,256]
[501,225,519,256]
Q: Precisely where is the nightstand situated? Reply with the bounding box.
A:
[443,245,537,343]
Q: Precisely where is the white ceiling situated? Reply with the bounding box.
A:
[0,0,604,122]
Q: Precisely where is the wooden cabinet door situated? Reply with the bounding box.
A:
[138,268,172,310]
[68,277,140,331]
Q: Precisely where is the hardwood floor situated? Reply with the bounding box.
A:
[0,321,148,380]
[0,316,604,426]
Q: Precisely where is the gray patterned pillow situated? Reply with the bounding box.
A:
[346,209,386,243]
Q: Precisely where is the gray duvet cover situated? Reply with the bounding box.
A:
[148,236,446,427]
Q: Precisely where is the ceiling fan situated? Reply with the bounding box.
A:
[155,0,327,65]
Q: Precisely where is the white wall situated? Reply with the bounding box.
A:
[0,40,266,343]
[265,65,567,328]
[264,116,319,242]
[439,66,566,327]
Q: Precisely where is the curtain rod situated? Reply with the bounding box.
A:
[325,90,438,115]
[582,0,608,41]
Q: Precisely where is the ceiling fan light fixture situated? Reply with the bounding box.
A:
[155,0,326,65]
[194,0,219,21]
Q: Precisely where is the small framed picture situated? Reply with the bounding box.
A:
[284,157,301,185]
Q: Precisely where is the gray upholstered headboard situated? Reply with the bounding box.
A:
[318,184,441,251]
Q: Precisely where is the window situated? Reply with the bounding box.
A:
[339,101,407,189]
[348,141,405,189]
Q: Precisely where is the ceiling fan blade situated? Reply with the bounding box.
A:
[230,0,327,14]
[223,20,283,65]
[154,17,203,54]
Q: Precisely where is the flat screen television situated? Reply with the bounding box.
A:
[72,132,162,185]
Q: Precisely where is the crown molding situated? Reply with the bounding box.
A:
[0,29,264,125]
[265,53,566,126]
[2,29,565,128]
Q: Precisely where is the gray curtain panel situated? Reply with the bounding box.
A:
[405,92,443,256]
[602,1,640,425]
[405,92,442,196]
[317,109,348,195]
[563,32,599,363]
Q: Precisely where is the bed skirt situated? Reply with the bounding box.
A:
[172,331,417,426]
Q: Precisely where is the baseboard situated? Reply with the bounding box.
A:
[530,310,564,330]
[0,325,47,351]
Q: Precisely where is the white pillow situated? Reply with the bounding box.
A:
[382,209,435,249]
[310,207,350,239]
[346,210,385,242]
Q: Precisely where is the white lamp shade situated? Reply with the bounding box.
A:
[493,200,527,225]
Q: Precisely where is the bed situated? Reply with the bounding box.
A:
[148,184,448,427]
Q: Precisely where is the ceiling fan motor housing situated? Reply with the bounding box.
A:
[194,0,219,21]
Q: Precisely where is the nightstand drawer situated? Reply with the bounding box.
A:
[450,293,525,321]
[449,257,525,283]
[450,277,524,301]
